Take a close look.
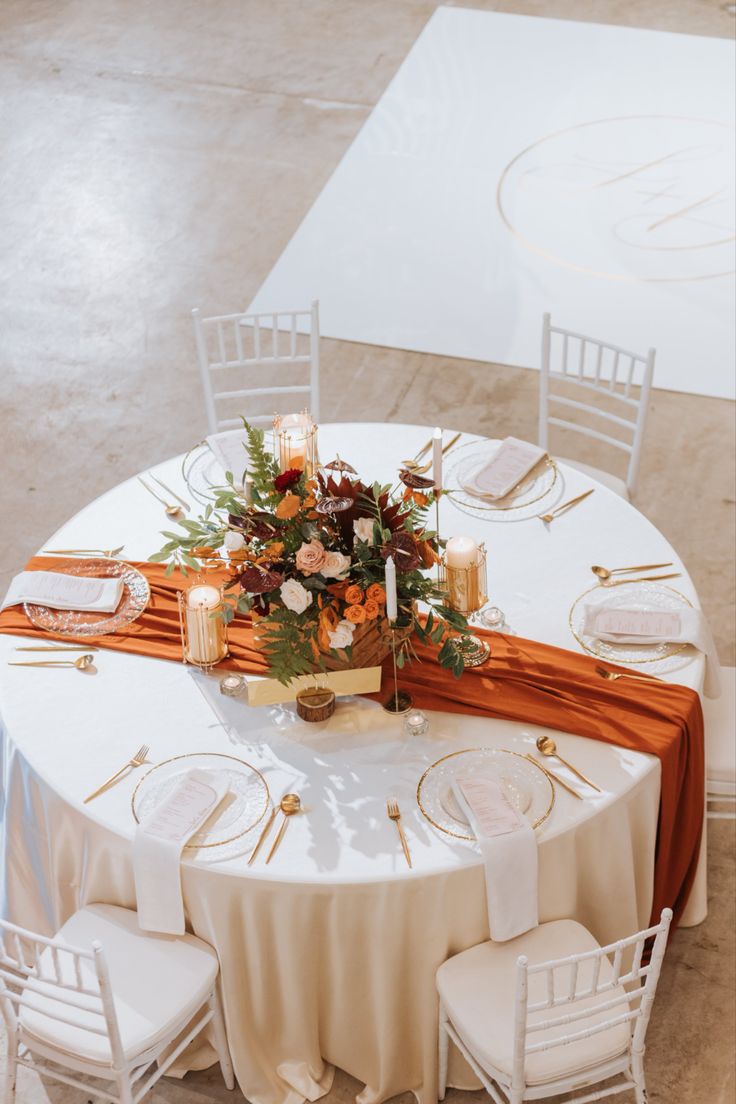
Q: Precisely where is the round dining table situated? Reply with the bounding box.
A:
[0,423,708,1104]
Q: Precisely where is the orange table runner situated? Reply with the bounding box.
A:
[1,557,704,926]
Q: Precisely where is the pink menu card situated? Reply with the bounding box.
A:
[456,776,525,838]
[468,437,546,500]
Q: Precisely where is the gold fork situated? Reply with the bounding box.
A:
[83,744,150,804]
[596,666,664,684]
[41,546,125,557]
[386,798,412,868]
[538,488,594,523]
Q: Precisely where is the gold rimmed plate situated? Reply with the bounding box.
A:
[569,580,691,665]
[24,558,150,638]
[131,751,269,850]
[445,440,558,522]
[417,748,554,841]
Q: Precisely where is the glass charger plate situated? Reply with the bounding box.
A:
[445,440,558,522]
[182,432,275,506]
[131,751,270,849]
[569,581,691,665]
[417,748,554,840]
[24,559,150,638]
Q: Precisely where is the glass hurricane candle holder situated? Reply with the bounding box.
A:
[439,539,491,667]
[273,411,318,477]
[177,581,228,671]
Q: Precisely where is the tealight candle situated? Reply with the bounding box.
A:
[184,584,227,667]
[404,709,429,737]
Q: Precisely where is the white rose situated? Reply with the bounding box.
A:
[328,620,356,650]
[223,531,245,553]
[279,579,312,615]
[321,551,351,579]
[353,517,374,545]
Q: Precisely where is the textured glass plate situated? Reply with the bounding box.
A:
[417,748,554,840]
[569,581,691,664]
[445,440,558,522]
[24,559,150,638]
[182,433,275,506]
[131,752,269,849]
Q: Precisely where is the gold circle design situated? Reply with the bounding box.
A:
[568,582,692,664]
[496,114,735,283]
[131,752,270,849]
[416,748,555,840]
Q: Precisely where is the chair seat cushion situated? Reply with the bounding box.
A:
[437,919,631,1087]
[705,667,736,785]
[19,904,218,1067]
[558,459,629,500]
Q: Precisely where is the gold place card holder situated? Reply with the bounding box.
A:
[273,411,318,477]
[177,581,228,671]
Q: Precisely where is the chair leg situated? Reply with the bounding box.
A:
[209,985,235,1090]
[2,1041,17,1104]
[116,1072,134,1104]
[632,1048,648,1104]
[438,1002,449,1101]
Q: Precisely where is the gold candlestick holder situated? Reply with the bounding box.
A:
[381,625,414,714]
[177,581,229,672]
[438,544,491,667]
[273,410,318,477]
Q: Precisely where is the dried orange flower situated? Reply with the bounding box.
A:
[366,583,386,604]
[275,493,301,520]
[417,538,440,568]
[264,541,284,561]
[327,580,350,599]
[344,584,363,605]
[363,598,380,620]
[344,603,366,624]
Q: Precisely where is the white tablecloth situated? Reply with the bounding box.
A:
[0,424,706,1104]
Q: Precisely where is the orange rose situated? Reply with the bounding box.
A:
[363,598,380,620]
[366,583,386,604]
[343,603,366,624]
[275,493,301,520]
[344,584,363,605]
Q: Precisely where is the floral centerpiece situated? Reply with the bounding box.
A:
[151,423,471,683]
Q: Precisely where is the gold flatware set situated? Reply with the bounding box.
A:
[402,431,462,474]
[245,793,302,865]
[524,754,583,800]
[535,735,601,792]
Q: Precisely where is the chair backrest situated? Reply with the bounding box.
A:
[0,916,125,1068]
[539,313,655,496]
[193,301,320,434]
[511,909,672,1091]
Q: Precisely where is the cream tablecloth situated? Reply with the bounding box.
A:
[0,423,706,1104]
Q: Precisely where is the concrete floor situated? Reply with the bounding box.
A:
[0,1,734,1102]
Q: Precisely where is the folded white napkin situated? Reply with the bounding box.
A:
[461,437,546,501]
[1,570,124,613]
[582,604,721,698]
[134,768,229,934]
[451,776,538,942]
[206,431,250,481]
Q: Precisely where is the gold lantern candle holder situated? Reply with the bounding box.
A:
[273,411,318,478]
[438,541,491,667]
[177,581,229,672]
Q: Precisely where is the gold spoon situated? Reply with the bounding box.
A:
[535,735,601,792]
[591,562,673,582]
[265,794,301,863]
[596,666,664,684]
[8,654,96,671]
[137,476,183,519]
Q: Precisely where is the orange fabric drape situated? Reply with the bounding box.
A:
[1,557,704,927]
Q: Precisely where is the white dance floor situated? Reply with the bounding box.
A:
[248,8,735,400]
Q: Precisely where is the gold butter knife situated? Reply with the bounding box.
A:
[247,807,277,866]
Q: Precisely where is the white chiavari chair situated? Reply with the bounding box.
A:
[540,313,655,500]
[193,301,320,433]
[0,904,234,1104]
[437,908,672,1104]
[706,665,736,819]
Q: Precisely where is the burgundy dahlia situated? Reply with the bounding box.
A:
[274,468,302,493]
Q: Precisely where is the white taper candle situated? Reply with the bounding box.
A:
[385,555,398,622]
[432,426,443,490]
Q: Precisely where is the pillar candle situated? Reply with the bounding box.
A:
[445,536,481,614]
[385,556,398,622]
[185,584,226,666]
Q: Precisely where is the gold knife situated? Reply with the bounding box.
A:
[525,754,583,800]
[247,807,277,866]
